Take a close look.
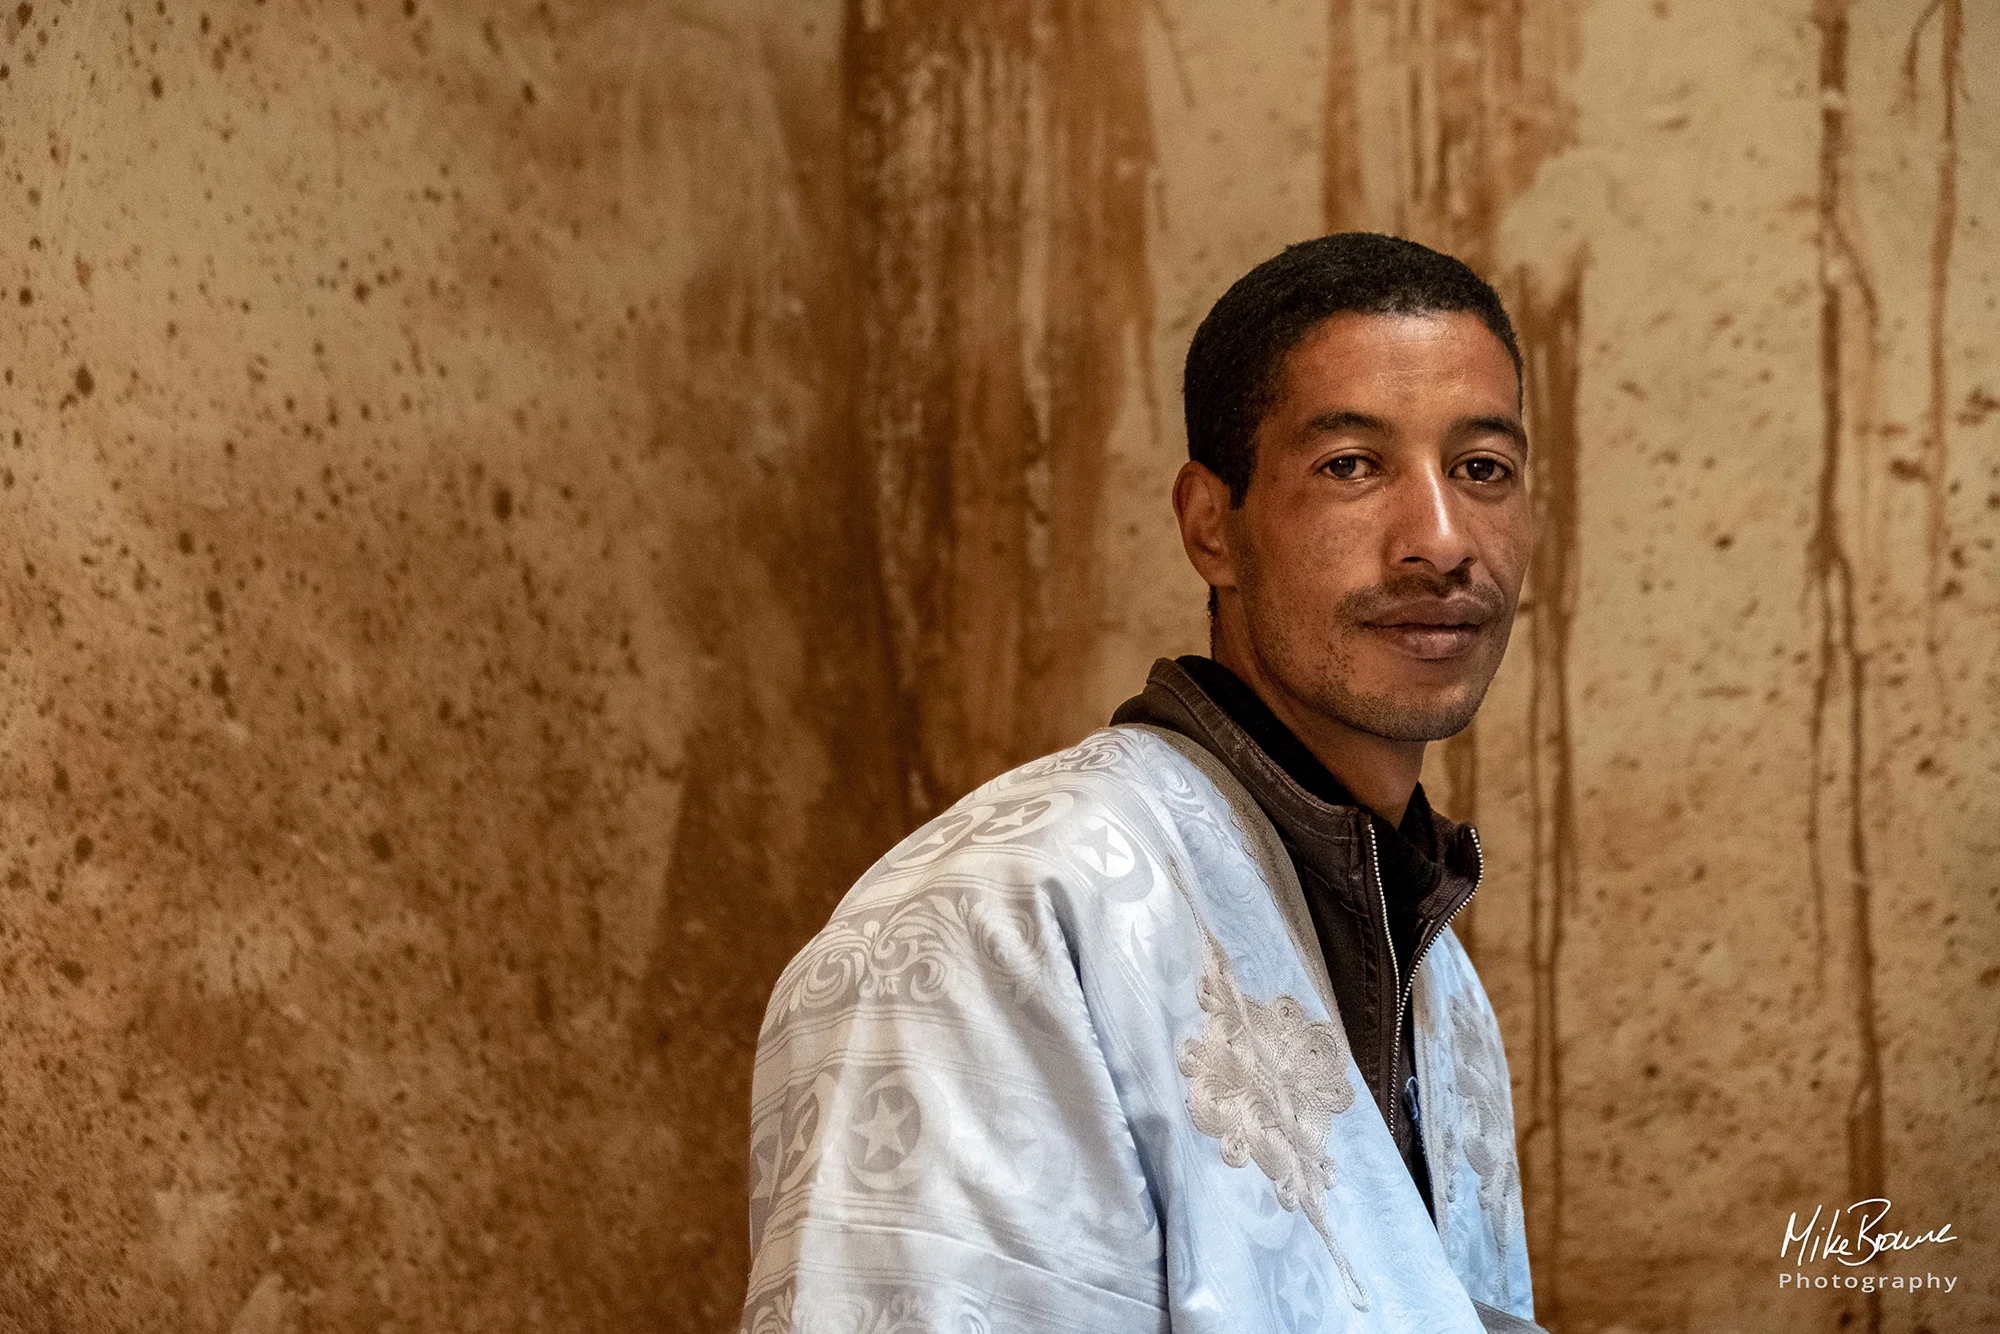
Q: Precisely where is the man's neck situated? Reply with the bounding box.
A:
[1210,637,1426,827]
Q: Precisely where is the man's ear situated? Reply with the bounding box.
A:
[1173,460,1239,593]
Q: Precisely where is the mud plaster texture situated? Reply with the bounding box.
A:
[0,1,1994,1331]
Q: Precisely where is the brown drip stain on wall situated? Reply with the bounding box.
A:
[633,23,913,1327]
[1323,0,1577,276]
[1321,0,1368,236]
[1809,3,1885,1329]
[847,0,1156,821]
[1916,0,1961,660]
[1516,259,1584,1328]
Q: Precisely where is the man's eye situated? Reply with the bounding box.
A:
[1457,457,1512,483]
[1324,455,1372,480]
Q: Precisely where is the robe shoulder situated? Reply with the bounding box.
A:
[761,725,1194,1028]
[742,728,1182,1333]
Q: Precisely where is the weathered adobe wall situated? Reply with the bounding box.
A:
[2,2,900,1329]
[2,1,1994,1331]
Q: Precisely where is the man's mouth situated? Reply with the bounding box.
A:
[1358,598,1492,661]
[1364,622,1483,660]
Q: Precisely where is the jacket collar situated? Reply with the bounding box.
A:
[1111,656,1480,926]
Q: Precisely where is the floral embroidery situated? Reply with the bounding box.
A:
[1178,929,1368,1311]
[1449,990,1523,1306]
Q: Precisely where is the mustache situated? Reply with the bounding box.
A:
[1338,568,1508,625]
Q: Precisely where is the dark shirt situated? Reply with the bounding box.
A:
[1112,655,1482,1217]
[1175,655,1447,969]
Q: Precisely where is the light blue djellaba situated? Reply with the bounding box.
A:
[742,724,1539,1334]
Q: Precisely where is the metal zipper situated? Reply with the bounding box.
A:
[1394,825,1485,1053]
[1363,819,1403,1119]
[1375,822,1487,1134]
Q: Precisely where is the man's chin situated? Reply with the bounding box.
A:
[1316,682,1488,743]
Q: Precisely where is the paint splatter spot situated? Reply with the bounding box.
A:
[492,486,513,521]
[74,365,94,396]
[73,834,93,862]
[367,830,393,861]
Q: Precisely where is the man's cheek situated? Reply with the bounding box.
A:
[1503,510,1534,581]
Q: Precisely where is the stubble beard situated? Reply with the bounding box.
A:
[1237,566,1514,745]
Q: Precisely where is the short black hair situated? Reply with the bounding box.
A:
[1183,232,1521,504]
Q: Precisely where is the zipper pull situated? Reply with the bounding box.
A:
[1403,1072,1422,1134]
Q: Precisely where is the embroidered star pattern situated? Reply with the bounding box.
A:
[849,1088,916,1167]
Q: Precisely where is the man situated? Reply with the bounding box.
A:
[741,234,1540,1334]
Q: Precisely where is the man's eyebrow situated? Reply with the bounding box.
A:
[1303,409,1391,437]
[1303,409,1530,454]
[1458,413,1529,454]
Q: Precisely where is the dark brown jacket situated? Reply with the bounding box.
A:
[1112,656,1483,1214]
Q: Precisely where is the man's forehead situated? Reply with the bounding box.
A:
[1276,310,1522,413]
[1288,309,1514,368]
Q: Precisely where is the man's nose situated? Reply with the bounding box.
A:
[1388,464,1476,574]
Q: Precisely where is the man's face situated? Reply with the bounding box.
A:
[1199,311,1531,742]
